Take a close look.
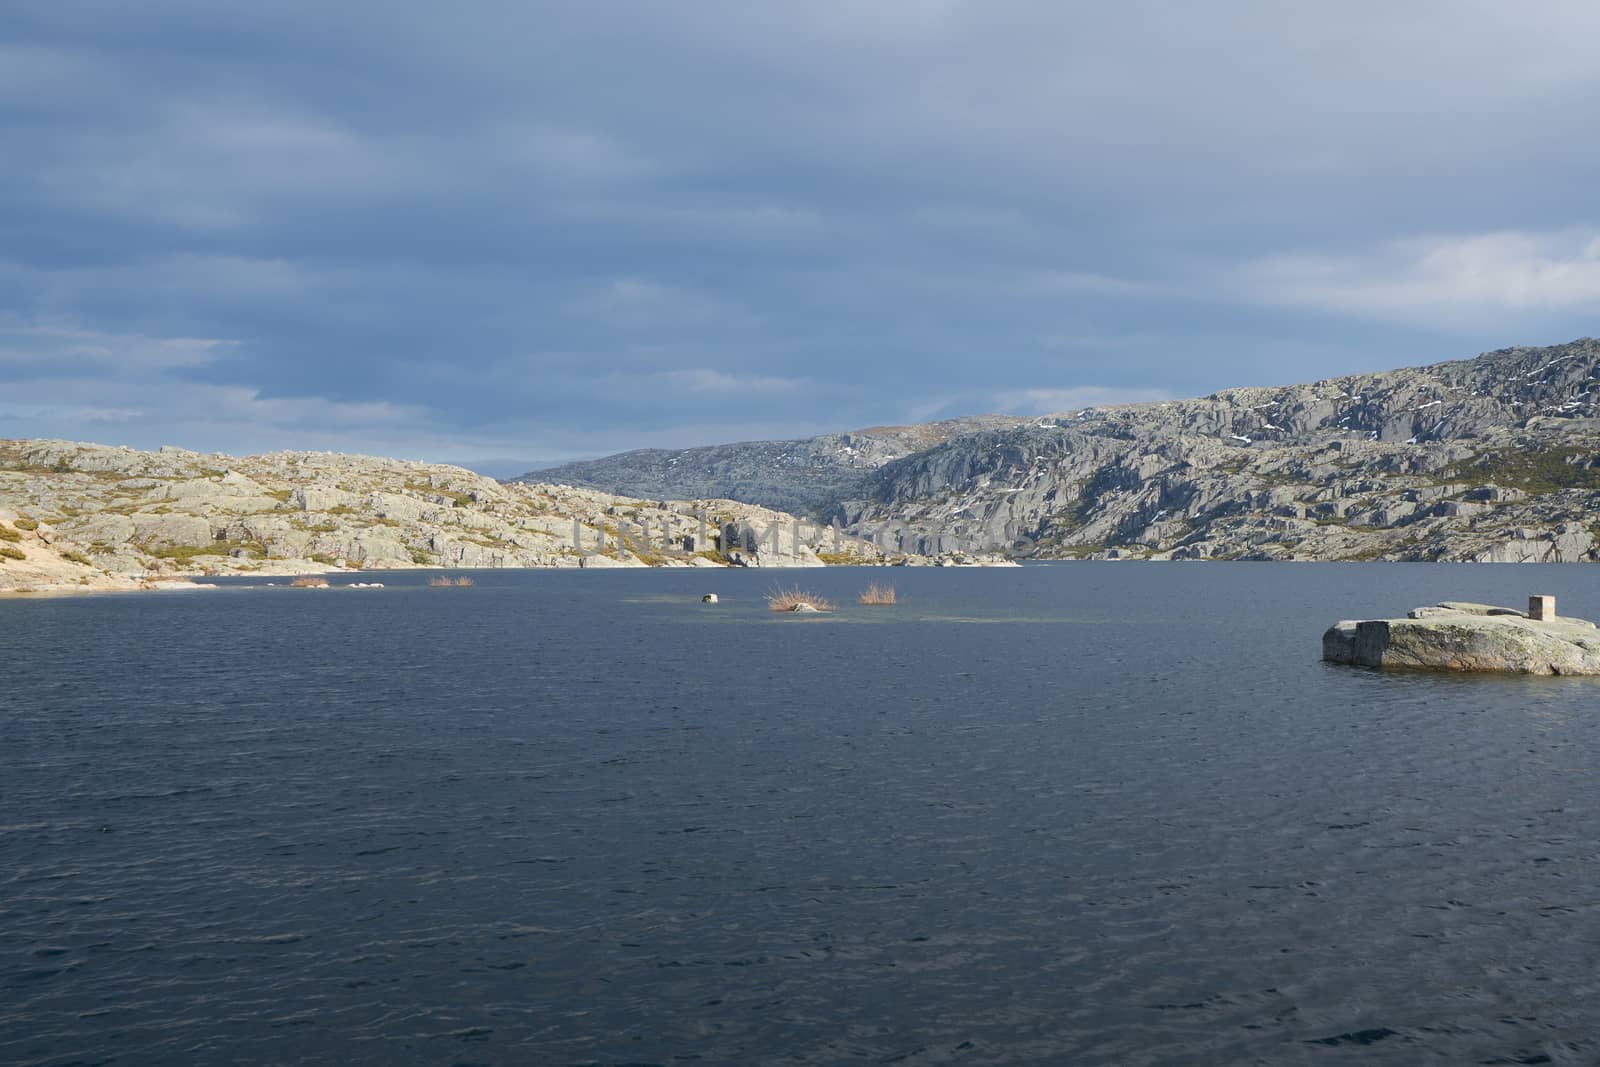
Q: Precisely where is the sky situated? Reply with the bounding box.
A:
[4,1,1600,473]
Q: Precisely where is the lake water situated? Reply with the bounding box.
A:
[5,563,1600,1065]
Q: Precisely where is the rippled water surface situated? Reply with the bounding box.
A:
[6,564,1600,1065]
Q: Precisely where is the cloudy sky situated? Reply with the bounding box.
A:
[5,2,1600,473]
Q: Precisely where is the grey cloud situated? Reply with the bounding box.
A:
[3,1,1599,461]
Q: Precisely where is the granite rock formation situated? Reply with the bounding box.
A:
[1324,599,1600,674]
[512,339,1600,563]
[837,339,1600,561]
[0,440,980,594]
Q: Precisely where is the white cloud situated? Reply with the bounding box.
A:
[0,320,232,370]
[1237,228,1600,325]
[0,377,431,455]
[652,368,806,394]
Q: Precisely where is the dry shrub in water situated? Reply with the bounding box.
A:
[429,575,474,587]
[858,582,896,605]
[290,576,330,588]
[766,586,833,612]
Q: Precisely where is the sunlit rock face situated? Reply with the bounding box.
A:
[509,339,1600,562]
[836,339,1600,561]
[1324,600,1600,675]
[0,439,905,592]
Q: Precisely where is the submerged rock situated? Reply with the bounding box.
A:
[1324,597,1600,675]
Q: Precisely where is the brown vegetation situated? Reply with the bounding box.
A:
[858,582,897,605]
[766,586,833,612]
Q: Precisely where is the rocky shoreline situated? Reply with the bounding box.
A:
[0,439,1011,595]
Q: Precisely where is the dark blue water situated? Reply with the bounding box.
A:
[5,564,1600,1065]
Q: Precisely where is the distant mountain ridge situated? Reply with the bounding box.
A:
[527,339,1600,562]
[516,415,1028,515]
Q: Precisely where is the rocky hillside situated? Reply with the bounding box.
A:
[10,339,1598,587]
[517,415,1027,515]
[837,339,1600,562]
[0,439,978,594]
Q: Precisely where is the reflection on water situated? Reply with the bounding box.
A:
[4,563,1600,1065]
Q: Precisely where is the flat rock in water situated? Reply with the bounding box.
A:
[1432,601,1526,616]
[1324,603,1600,675]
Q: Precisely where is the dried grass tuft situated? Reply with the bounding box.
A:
[766,586,833,613]
[858,582,897,605]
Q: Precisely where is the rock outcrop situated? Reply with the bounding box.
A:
[1323,598,1600,675]
[2,439,987,594]
[529,337,1600,563]
[835,338,1600,561]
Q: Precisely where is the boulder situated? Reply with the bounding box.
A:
[1322,620,1359,663]
[74,513,135,545]
[130,512,214,548]
[342,534,413,566]
[1324,603,1600,675]
[578,552,645,568]
[153,477,274,507]
[367,491,432,522]
[291,486,357,512]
